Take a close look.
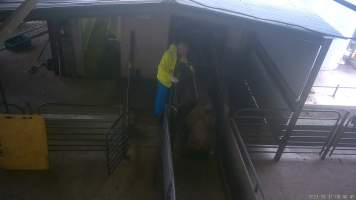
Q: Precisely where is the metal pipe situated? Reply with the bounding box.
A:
[313,85,356,89]
[332,84,340,98]
[231,119,266,200]
[328,114,356,158]
[274,38,332,161]
[321,111,350,159]
[47,20,62,75]
[161,106,176,200]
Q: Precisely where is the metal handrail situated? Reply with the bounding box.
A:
[39,102,127,174]
[161,106,176,200]
[231,119,266,200]
[102,105,128,175]
[235,108,343,121]
[313,85,356,89]
[233,107,344,158]
[107,111,126,131]
[105,109,129,175]
[328,113,356,157]
[38,102,121,114]
[312,85,356,98]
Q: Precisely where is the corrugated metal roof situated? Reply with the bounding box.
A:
[0,0,343,38]
[176,0,342,38]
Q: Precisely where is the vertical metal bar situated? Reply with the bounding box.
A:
[0,81,9,114]
[329,115,354,157]
[106,108,127,175]
[231,119,266,200]
[105,127,112,174]
[332,84,340,98]
[321,111,350,159]
[319,111,342,156]
[162,106,176,200]
[274,38,332,161]
[127,31,135,123]
[47,20,62,76]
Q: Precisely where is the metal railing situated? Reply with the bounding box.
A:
[328,113,356,157]
[39,103,128,175]
[312,85,356,98]
[233,108,344,159]
[245,35,332,161]
[38,103,122,115]
[231,119,265,200]
[161,106,176,200]
[106,111,129,175]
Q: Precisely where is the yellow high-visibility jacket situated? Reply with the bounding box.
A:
[157,44,178,88]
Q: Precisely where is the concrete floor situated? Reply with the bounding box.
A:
[0,120,162,200]
[253,153,356,200]
[307,64,356,106]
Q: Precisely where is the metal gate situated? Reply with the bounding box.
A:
[328,113,356,157]
[39,103,128,174]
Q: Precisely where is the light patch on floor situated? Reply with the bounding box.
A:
[307,64,356,106]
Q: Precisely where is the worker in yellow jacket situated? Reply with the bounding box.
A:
[154,39,190,117]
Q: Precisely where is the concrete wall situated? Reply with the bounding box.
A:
[224,22,322,105]
[225,24,244,51]
[120,14,171,79]
[256,27,322,98]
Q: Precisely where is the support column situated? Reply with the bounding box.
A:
[47,20,63,76]
[0,0,38,42]
[274,38,333,161]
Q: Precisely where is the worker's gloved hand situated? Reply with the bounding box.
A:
[172,77,179,83]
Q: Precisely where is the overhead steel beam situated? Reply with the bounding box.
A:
[334,0,356,11]
[0,0,38,42]
[0,3,166,22]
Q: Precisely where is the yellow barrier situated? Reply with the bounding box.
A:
[0,114,48,170]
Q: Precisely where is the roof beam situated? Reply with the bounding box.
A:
[334,0,356,11]
[0,0,38,42]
